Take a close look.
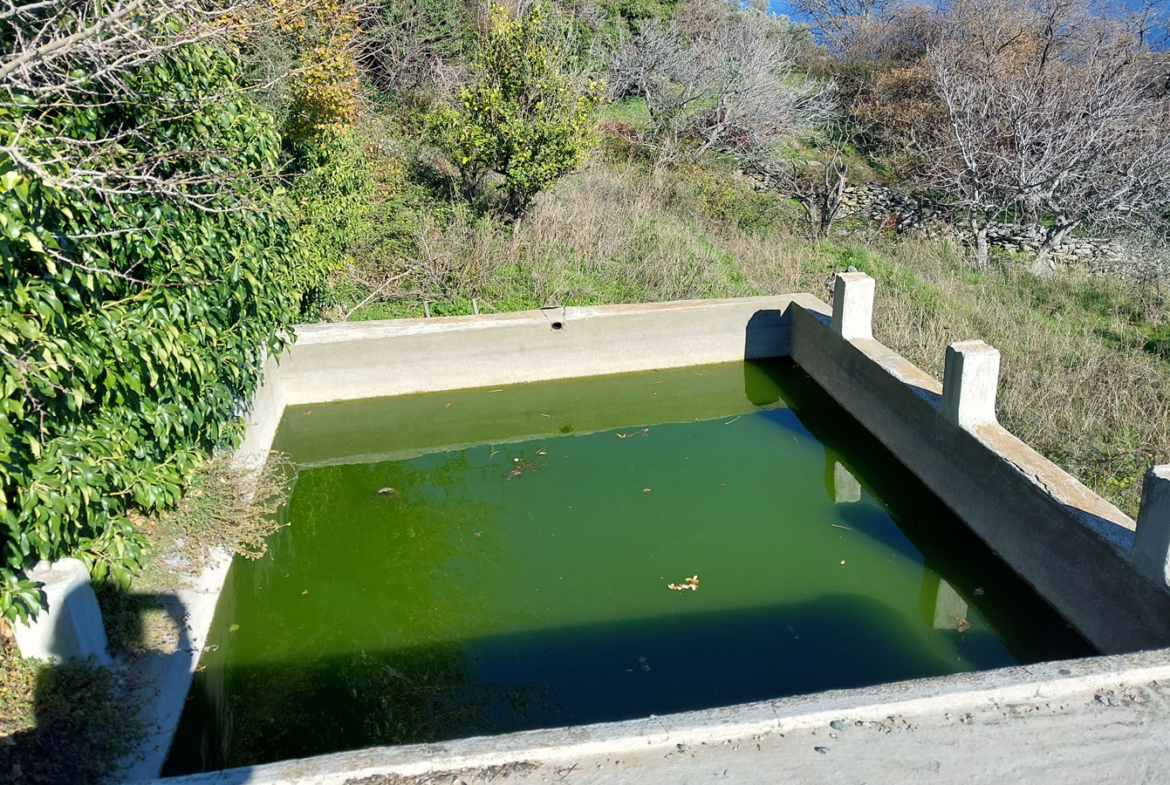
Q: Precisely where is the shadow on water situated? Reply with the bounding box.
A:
[167,593,971,775]
[741,351,1095,666]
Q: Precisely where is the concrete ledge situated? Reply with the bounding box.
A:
[119,550,234,782]
[788,300,1170,652]
[143,646,1170,785]
[278,296,811,406]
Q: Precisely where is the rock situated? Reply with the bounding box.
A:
[830,720,848,731]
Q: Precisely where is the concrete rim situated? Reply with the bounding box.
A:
[143,646,1170,785]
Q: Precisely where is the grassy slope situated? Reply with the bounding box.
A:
[311,119,1170,519]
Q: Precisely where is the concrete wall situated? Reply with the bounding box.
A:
[788,291,1170,654]
[136,289,1170,781]
[275,297,803,406]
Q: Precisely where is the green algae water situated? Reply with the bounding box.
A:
[164,360,1092,774]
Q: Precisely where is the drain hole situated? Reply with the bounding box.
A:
[550,321,564,331]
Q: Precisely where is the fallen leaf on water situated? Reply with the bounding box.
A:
[840,560,846,565]
[301,590,309,595]
[643,488,652,493]
[956,618,971,632]
[229,624,240,632]
[536,449,547,456]
[474,532,483,537]
[617,433,629,439]
[445,403,451,408]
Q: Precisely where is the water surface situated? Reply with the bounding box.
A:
[164,359,1091,773]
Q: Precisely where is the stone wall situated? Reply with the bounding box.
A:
[838,183,1127,271]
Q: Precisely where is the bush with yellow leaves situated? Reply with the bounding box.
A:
[270,0,362,142]
[430,3,605,216]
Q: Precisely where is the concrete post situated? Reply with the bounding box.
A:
[831,272,875,340]
[12,558,111,665]
[1132,465,1170,587]
[941,340,1000,429]
[832,462,861,503]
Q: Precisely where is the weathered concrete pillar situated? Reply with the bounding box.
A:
[831,272,875,340]
[941,340,1000,429]
[13,559,111,665]
[1132,465,1170,587]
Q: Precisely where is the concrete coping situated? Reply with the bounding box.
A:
[144,646,1170,785]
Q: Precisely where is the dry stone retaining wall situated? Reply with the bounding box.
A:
[839,184,1127,272]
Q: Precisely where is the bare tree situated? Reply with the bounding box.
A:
[359,0,466,102]
[789,0,895,52]
[0,0,368,217]
[2,0,237,205]
[607,8,834,164]
[918,0,1170,272]
[749,138,849,239]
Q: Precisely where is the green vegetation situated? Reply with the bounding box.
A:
[430,4,605,215]
[0,5,365,620]
[1,0,1168,776]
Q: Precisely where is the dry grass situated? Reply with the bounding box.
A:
[742,233,1170,514]
[0,635,142,785]
[99,451,294,659]
[327,150,1170,516]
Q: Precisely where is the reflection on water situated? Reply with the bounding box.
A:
[164,360,1093,775]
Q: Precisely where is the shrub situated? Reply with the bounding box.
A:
[430,4,605,215]
[0,42,328,619]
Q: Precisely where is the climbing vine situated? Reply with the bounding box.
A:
[0,41,330,621]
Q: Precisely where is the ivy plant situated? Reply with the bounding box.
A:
[0,42,333,620]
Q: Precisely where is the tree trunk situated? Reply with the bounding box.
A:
[1029,221,1077,277]
[1021,193,1041,225]
[817,168,847,240]
[972,224,990,270]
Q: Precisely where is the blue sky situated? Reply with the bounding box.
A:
[765,0,1169,47]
